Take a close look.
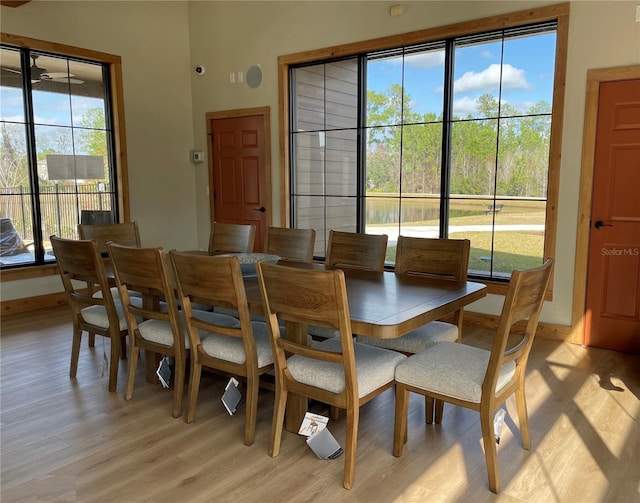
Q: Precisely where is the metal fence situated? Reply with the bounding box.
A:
[0,184,114,241]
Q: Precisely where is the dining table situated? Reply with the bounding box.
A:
[241,259,488,432]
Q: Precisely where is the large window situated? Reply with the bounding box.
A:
[0,38,124,270]
[285,5,567,284]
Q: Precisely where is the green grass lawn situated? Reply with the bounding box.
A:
[376,198,546,274]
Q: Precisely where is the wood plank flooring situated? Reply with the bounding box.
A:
[1,306,638,502]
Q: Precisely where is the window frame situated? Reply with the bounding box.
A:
[278,3,568,297]
[0,33,129,282]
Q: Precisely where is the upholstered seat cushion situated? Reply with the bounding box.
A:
[395,341,516,403]
[356,321,458,353]
[287,338,406,397]
[138,310,240,349]
[81,296,143,331]
[200,321,273,368]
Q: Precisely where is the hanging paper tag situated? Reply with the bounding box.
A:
[221,377,242,415]
[156,356,172,389]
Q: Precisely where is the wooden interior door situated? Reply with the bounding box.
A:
[585,78,640,353]
[210,114,267,251]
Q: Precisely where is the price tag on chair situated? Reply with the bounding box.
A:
[156,356,172,388]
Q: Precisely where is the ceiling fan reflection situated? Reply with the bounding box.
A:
[1,55,84,85]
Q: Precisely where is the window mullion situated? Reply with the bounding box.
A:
[440,39,455,239]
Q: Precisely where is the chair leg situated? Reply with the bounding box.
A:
[185,362,202,424]
[330,405,340,421]
[515,381,531,450]
[425,397,434,424]
[70,326,82,378]
[393,385,409,457]
[124,344,139,401]
[172,357,185,418]
[244,374,259,446]
[88,333,95,347]
[108,335,120,392]
[480,409,500,493]
[343,404,359,490]
[270,387,288,457]
[435,399,444,424]
[120,335,127,359]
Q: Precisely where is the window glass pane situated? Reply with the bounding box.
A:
[365,195,399,263]
[450,119,498,196]
[1,48,25,123]
[326,196,357,235]
[452,40,503,120]
[365,125,401,193]
[69,59,107,127]
[447,197,495,275]
[401,123,442,195]
[325,60,358,130]
[293,64,325,132]
[31,54,73,127]
[403,48,445,121]
[293,131,325,196]
[492,200,546,276]
[497,115,550,197]
[367,51,404,128]
[326,129,357,196]
[501,32,556,118]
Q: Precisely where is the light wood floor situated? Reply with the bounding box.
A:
[1,306,638,502]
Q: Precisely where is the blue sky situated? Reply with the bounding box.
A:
[367,32,556,117]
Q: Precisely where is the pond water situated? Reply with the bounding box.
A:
[366,198,482,225]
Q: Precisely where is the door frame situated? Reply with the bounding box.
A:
[205,106,272,228]
[574,65,640,344]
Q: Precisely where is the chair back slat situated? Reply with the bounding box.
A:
[257,261,357,377]
[78,222,141,256]
[208,222,256,254]
[395,236,470,283]
[325,230,388,272]
[484,259,554,397]
[265,226,316,263]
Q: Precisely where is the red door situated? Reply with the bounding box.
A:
[585,78,640,353]
[210,115,267,251]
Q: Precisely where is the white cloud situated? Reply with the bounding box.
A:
[454,63,530,93]
[404,51,445,69]
[452,96,479,116]
[481,50,493,59]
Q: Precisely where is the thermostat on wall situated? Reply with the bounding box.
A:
[190,150,204,164]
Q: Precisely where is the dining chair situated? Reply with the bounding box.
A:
[357,236,470,351]
[208,222,256,254]
[256,261,406,490]
[356,236,471,422]
[50,235,132,392]
[392,259,554,493]
[264,226,316,263]
[107,243,188,418]
[78,221,142,349]
[78,221,141,256]
[325,230,388,272]
[170,251,273,445]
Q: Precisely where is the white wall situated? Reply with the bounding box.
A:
[2,1,640,328]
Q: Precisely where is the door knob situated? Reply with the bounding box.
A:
[594,220,612,229]
[253,206,266,213]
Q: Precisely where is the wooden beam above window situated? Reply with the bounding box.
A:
[0,1,31,7]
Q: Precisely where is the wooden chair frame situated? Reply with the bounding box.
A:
[78,221,141,256]
[393,259,554,493]
[257,261,397,489]
[325,230,388,272]
[208,222,256,254]
[51,235,126,393]
[264,226,316,263]
[108,243,186,418]
[170,251,273,446]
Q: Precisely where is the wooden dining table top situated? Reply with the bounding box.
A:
[242,261,487,340]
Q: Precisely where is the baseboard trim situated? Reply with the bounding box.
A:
[1,291,68,316]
